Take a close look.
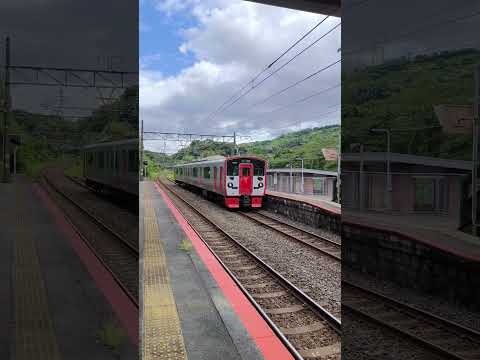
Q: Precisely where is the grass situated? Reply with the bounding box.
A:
[179,239,193,252]
[97,320,127,354]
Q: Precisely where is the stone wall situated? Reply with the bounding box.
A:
[342,222,480,310]
[264,195,340,234]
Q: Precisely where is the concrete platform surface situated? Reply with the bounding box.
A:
[343,210,480,261]
[141,181,292,360]
[0,179,137,359]
[266,190,341,215]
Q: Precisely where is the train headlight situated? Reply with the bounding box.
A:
[227,182,234,188]
[257,182,264,188]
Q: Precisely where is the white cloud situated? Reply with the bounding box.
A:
[141,0,341,153]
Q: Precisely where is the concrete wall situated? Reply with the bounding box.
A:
[343,222,480,310]
[264,195,340,234]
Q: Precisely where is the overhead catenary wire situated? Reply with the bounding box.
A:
[219,22,341,113]
[254,83,341,116]
[251,58,341,108]
[203,16,333,123]
[276,106,340,130]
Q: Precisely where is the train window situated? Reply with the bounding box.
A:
[204,167,210,179]
[227,161,239,176]
[115,151,120,170]
[128,150,138,172]
[193,167,198,177]
[87,152,94,166]
[254,166,264,176]
[98,152,104,169]
[242,167,249,176]
[253,159,265,176]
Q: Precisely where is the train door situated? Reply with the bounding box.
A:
[219,166,223,193]
[239,163,253,195]
[214,166,217,192]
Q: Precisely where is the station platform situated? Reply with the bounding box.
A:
[266,190,341,215]
[343,210,480,262]
[0,176,137,359]
[141,181,293,360]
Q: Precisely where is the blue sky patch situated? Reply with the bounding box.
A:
[140,1,196,75]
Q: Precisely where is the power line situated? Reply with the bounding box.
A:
[219,22,341,113]
[267,16,330,69]
[251,59,341,108]
[203,16,331,124]
[254,83,341,116]
[277,105,340,130]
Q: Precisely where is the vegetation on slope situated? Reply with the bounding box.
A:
[8,86,138,177]
[148,125,340,171]
[343,48,480,159]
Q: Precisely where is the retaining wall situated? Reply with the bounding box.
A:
[342,221,480,310]
[264,195,340,234]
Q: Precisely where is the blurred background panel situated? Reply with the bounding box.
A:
[342,1,480,359]
[0,1,138,359]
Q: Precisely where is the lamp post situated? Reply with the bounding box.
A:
[295,158,304,194]
[370,128,391,209]
[287,163,293,193]
[473,65,480,236]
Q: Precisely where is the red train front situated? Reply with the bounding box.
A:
[174,156,267,209]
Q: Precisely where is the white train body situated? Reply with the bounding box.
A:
[174,156,267,208]
[83,139,139,196]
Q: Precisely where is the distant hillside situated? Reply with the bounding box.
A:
[10,85,138,176]
[149,125,339,171]
[343,48,480,159]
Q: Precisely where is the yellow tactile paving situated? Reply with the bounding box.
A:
[13,186,62,360]
[142,186,188,360]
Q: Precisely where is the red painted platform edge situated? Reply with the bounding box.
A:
[342,219,480,263]
[266,191,341,217]
[153,183,294,360]
[266,190,478,262]
[33,183,139,345]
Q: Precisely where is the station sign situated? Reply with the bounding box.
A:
[434,104,474,135]
[322,148,338,161]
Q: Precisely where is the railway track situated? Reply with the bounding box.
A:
[42,175,139,307]
[239,210,341,261]
[65,174,139,215]
[157,179,341,360]
[342,280,480,359]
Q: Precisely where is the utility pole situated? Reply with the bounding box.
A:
[359,144,364,210]
[233,131,238,155]
[140,119,144,180]
[2,37,10,183]
[472,65,480,236]
[337,130,341,203]
[370,128,391,209]
[300,158,304,194]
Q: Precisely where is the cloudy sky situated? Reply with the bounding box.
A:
[140,0,341,154]
[1,0,137,117]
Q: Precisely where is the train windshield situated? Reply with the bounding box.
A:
[227,158,265,176]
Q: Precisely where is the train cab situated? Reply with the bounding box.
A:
[225,157,266,208]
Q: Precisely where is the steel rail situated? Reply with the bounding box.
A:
[47,175,139,255]
[157,179,341,359]
[239,211,341,261]
[343,279,480,360]
[41,176,138,308]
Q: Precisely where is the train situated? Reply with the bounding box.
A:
[83,139,139,197]
[173,155,268,208]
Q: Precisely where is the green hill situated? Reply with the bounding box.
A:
[149,125,339,171]
[9,85,138,177]
[343,48,480,159]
